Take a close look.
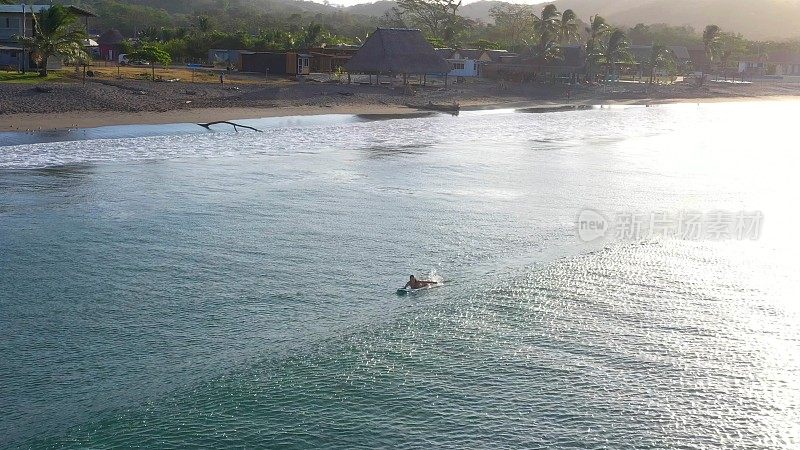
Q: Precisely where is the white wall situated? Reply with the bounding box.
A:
[447,59,478,77]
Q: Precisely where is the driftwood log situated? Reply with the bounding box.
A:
[197,121,263,133]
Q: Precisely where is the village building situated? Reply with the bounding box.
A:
[687,48,710,74]
[738,56,768,77]
[435,49,479,77]
[0,4,95,70]
[668,46,691,69]
[240,51,310,76]
[208,49,247,68]
[98,29,125,63]
[435,48,507,78]
[345,28,450,83]
[482,45,586,82]
[308,45,360,73]
[738,51,800,77]
[766,51,800,76]
[84,37,100,59]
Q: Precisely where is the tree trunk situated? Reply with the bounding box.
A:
[152,64,155,81]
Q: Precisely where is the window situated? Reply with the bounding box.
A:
[3,17,21,29]
[452,62,465,70]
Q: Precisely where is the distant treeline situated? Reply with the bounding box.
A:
[72,0,377,40]
[67,0,800,65]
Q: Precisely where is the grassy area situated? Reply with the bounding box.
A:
[0,71,69,84]
[1,65,291,86]
[85,64,281,85]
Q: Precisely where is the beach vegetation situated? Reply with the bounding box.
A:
[0,71,68,84]
[604,29,634,81]
[488,4,537,51]
[646,45,676,84]
[700,24,722,84]
[586,15,612,81]
[127,45,172,81]
[469,39,502,50]
[532,4,562,65]
[558,9,580,45]
[393,0,472,46]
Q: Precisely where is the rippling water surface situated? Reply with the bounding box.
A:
[1,101,799,448]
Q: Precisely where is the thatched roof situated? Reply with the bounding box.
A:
[346,28,450,74]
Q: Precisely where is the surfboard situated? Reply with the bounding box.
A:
[396,283,444,295]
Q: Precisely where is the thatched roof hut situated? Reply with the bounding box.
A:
[346,28,450,75]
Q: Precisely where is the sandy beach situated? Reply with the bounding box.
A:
[3,72,800,131]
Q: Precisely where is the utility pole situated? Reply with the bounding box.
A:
[21,3,27,73]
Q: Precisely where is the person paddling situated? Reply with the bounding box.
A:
[404,275,437,290]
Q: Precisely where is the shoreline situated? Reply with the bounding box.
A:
[2,94,799,132]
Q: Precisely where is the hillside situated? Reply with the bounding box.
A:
[341,0,509,23]
[548,0,800,40]
[72,0,800,41]
[342,0,800,40]
[608,0,800,40]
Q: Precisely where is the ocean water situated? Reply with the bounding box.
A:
[1,101,798,448]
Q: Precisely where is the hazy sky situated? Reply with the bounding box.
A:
[323,0,549,7]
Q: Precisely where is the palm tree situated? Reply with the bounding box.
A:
[604,29,632,82]
[18,5,87,77]
[532,4,563,75]
[558,9,579,44]
[701,24,721,83]
[533,4,561,44]
[648,45,675,84]
[585,15,610,82]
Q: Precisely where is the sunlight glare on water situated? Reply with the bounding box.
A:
[0,100,799,448]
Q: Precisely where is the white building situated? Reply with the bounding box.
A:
[0,4,95,70]
[435,48,512,78]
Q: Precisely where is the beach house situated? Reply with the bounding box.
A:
[308,45,360,73]
[738,56,768,77]
[208,49,247,69]
[688,48,710,74]
[0,4,95,70]
[738,51,800,78]
[482,45,586,82]
[240,51,310,76]
[767,51,800,76]
[345,28,450,83]
[98,29,124,62]
[435,49,479,78]
[434,49,509,78]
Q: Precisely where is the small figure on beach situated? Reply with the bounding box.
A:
[404,275,438,290]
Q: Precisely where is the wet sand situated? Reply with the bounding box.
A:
[4,95,799,132]
[3,74,800,131]
[1,105,420,131]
